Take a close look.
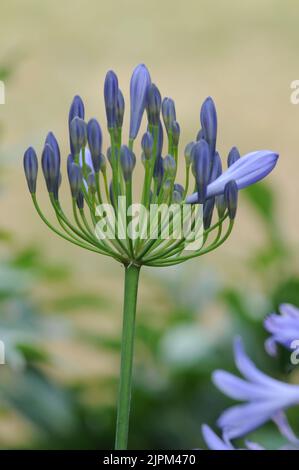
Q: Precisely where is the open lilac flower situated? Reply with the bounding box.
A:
[186,150,278,203]
[264,304,299,356]
[212,337,299,440]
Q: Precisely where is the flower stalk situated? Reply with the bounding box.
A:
[115,263,140,450]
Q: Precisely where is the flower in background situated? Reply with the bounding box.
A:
[212,337,299,441]
[264,304,299,356]
[201,424,265,450]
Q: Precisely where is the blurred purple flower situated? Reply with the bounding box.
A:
[186,150,278,203]
[202,425,267,450]
[212,337,299,440]
[264,304,299,356]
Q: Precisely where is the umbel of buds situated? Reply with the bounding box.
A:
[23,64,279,450]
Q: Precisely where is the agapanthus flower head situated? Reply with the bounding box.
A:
[264,303,299,356]
[23,64,278,268]
[213,337,299,440]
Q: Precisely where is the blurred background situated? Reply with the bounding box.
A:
[0,0,299,449]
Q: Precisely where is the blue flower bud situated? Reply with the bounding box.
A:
[41,143,60,193]
[171,121,180,146]
[93,153,106,174]
[87,118,102,171]
[53,172,62,201]
[76,190,84,209]
[227,146,240,167]
[67,154,74,177]
[68,95,85,126]
[216,194,226,218]
[210,151,222,182]
[45,132,61,165]
[104,70,118,129]
[192,139,211,203]
[146,83,161,125]
[184,142,195,167]
[116,89,125,128]
[163,154,176,177]
[23,147,38,193]
[203,198,215,229]
[87,172,96,194]
[120,145,136,181]
[224,180,238,219]
[162,97,176,133]
[200,97,217,156]
[129,64,151,139]
[154,155,164,190]
[141,131,154,159]
[173,189,183,203]
[68,163,82,198]
[70,117,87,155]
[162,179,172,197]
[173,184,184,203]
[174,183,184,196]
[69,96,85,155]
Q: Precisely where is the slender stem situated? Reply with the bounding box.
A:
[115,264,140,450]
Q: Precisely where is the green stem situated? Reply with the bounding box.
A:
[115,264,141,450]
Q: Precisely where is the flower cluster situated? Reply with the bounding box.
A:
[202,304,299,450]
[23,64,278,267]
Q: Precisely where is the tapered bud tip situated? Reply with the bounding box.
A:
[200,96,217,155]
[120,145,136,181]
[129,64,151,139]
[146,83,161,125]
[227,146,240,167]
[116,89,125,127]
[162,97,176,133]
[171,121,180,146]
[163,154,176,177]
[68,163,82,198]
[224,180,238,219]
[104,70,119,129]
[87,118,102,169]
[70,117,87,155]
[141,131,154,159]
[23,147,38,193]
